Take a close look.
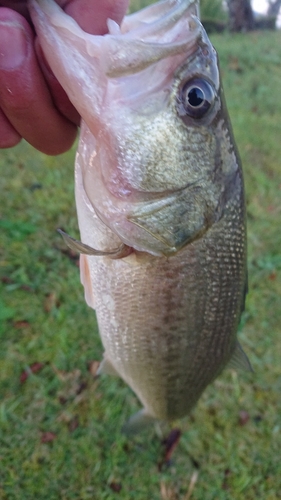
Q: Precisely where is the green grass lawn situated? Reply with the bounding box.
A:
[0,29,281,500]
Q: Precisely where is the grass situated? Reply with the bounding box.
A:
[0,27,281,500]
[129,0,227,22]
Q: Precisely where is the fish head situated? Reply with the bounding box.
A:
[29,0,239,256]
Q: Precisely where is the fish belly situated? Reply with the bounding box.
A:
[78,181,246,421]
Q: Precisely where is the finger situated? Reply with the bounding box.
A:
[0,0,130,31]
[0,107,21,148]
[0,8,77,155]
[34,39,80,126]
[0,1,30,20]
[32,0,130,126]
[32,0,129,123]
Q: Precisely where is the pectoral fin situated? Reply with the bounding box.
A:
[97,356,120,377]
[227,341,253,372]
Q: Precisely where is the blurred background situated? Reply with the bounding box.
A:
[130,0,281,30]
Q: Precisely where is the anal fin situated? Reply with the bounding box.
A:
[122,409,156,435]
[80,254,95,310]
[227,341,253,372]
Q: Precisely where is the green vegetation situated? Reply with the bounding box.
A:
[200,0,227,23]
[0,28,281,500]
[129,0,153,12]
[129,0,227,27]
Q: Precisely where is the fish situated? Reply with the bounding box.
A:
[29,0,252,433]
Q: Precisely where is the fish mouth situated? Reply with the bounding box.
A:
[29,0,204,139]
[103,0,202,78]
[29,0,202,77]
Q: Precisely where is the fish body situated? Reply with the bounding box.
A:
[30,0,250,430]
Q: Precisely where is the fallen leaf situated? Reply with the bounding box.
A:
[184,471,199,500]
[68,416,79,433]
[20,284,33,293]
[76,381,87,395]
[109,482,122,493]
[54,367,87,403]
[266,205,276,213]
[88,360,100,377]
[29,183,43,191]
[160,481,177,500]
[268,272,277,281]
[222,468,231,491]
[44,293,59,313]
[253,414,263,424]
[163,428,181,461]
[1,276,33,292]
[41,432,57,443]
[53,367,81,383]
[13,320,30,329]
[238,410,250,426]
[57,245,79,264]
[1,276,13,284]
[228,56,243,73]
[159,428,181,470]
[20,362,45,383]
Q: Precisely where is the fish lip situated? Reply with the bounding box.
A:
[104,11,202,78]
[30,0,203,78]
[121,0,200,41]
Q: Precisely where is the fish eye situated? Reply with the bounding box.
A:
[180,78,215,119]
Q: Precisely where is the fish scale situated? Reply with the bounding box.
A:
[88,176,246,421]
[29,0,251,432]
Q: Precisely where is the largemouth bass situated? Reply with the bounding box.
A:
[29,0,251,433]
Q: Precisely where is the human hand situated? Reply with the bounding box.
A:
[0,0,129,154]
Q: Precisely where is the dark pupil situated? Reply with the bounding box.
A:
[188,87,204,107]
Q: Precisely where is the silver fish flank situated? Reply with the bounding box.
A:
[29,0,251,432]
